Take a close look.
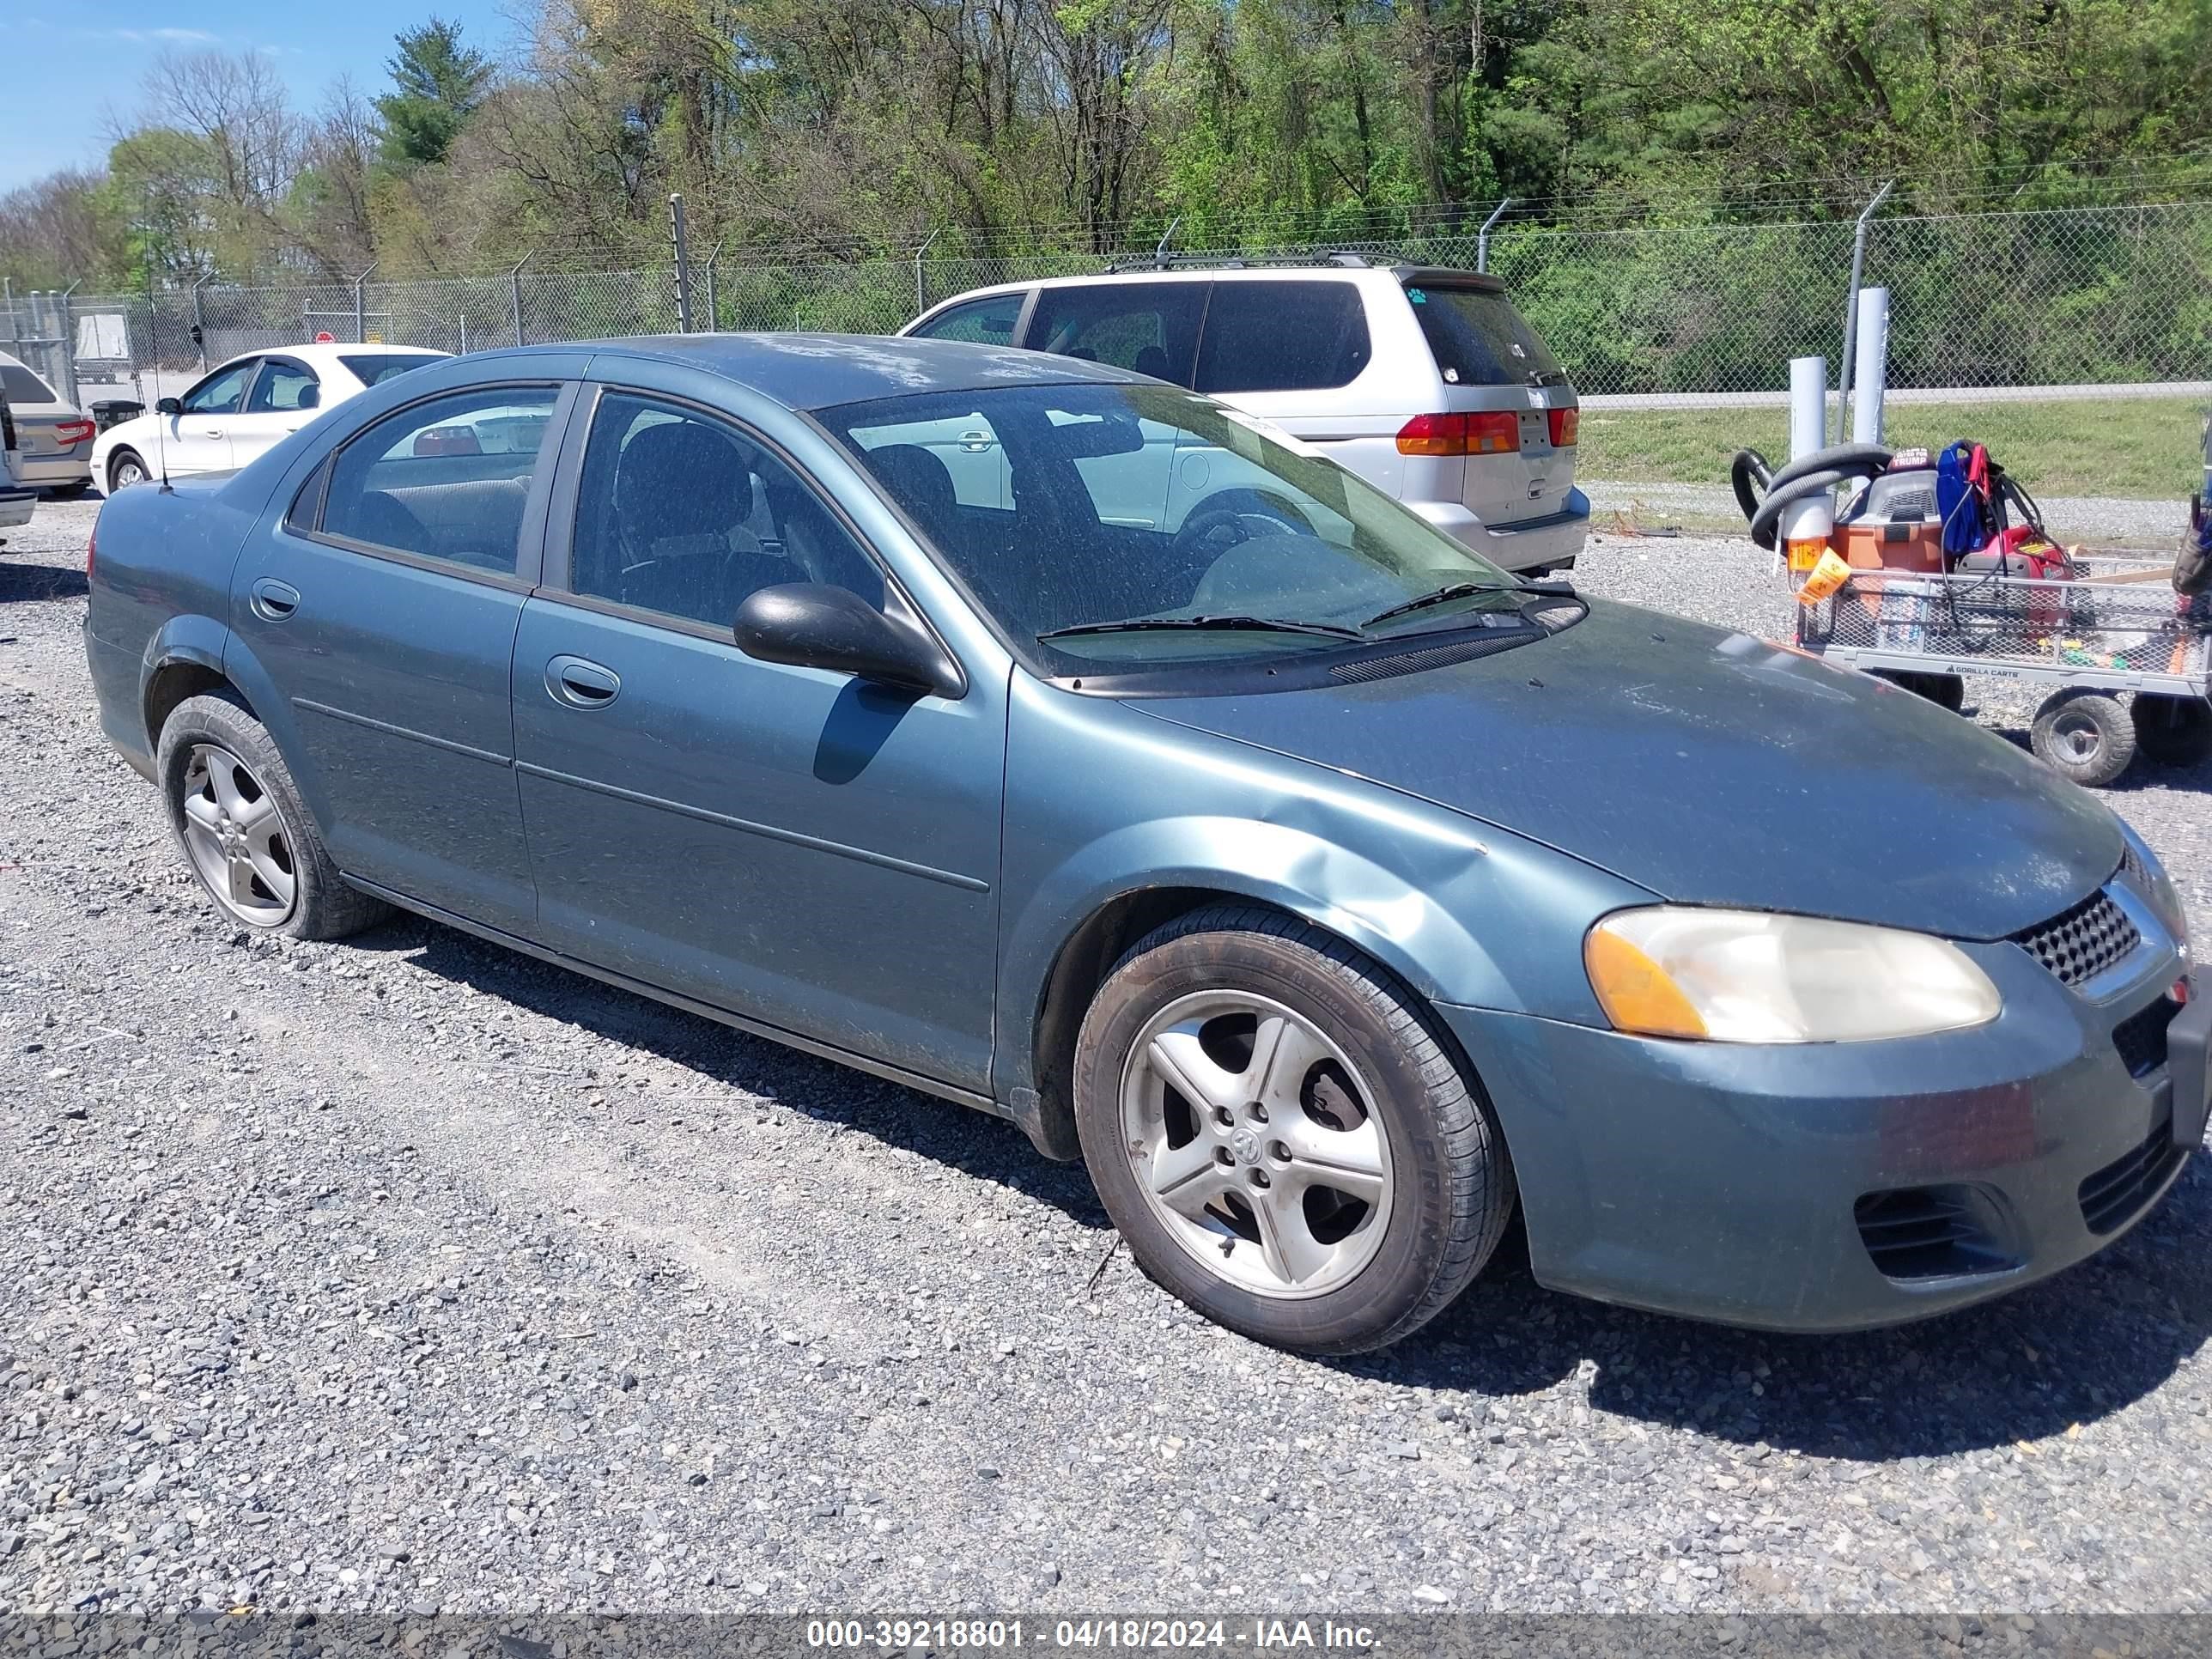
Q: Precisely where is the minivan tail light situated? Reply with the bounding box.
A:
[1468,411,1520,454]
[1548,408,1579,448]
[1395,412,1522,457]
[55,418,97,447]
[1395,412,1465,456]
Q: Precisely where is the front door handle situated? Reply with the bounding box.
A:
[199,427,224,439]
[249,578,301,621]
[546,655,621,708]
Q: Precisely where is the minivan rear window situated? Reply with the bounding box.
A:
[1195,281,1371,395]
[1404,283,1565,387]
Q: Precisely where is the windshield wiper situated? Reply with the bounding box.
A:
[1363,576,1575,630]
[1037,614,1365,643]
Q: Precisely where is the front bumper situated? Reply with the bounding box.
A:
[1438,939,2203,1332]
[1407,487,1589,574]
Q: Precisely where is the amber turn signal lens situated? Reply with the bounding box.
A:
[1583,926,1709,1041]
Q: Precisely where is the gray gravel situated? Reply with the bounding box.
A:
[2,499,2209,1621]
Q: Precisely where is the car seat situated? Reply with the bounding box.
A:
[609,420,788,623]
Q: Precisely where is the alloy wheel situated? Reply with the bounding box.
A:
[179,743,298,925]
[1118,990,1394,1298]
[111,456,146,490]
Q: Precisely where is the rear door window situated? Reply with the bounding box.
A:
[1194,281,1371,394]
[318,386,560,574]
[1404,283,1566,386]
[247,359,319,412]
[910,293,1025,345]
[1026,282,1207,386]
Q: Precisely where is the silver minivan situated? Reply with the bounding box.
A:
[900,259,1588,572]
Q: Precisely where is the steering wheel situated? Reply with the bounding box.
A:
[1170,489,1314,562]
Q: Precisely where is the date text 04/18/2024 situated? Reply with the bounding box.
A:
[805,1619,1382,1650]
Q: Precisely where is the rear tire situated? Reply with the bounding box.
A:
[2132,694,2212,769]
[47,479,92,501]
[156,692,389,940]
[2031,689,2136,787]
[1073,904,1512,1354]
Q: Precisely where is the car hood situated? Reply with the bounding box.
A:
[1134,598,2121,940]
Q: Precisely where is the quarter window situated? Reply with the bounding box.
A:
[319,386,560,574]
[568,393,883,629]
[910,293,1025,345]
[1195,282,1371,394]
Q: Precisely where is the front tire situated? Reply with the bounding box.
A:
[156,693,388,939]
[1073,905,1512,1354]
[106,450,148,493]
[47,479,93,501]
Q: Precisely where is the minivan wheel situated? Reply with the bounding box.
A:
[1073,905,1512,1354]
[156,693,389,939]
[106,450,148,492]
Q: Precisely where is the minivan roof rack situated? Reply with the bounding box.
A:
[1101,250,1375,275]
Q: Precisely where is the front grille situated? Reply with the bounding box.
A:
[2078,1125,2186,1236]
[2011,889,2141,987]
[1853,1185,2018,1280]
[2112,996,2180,1079]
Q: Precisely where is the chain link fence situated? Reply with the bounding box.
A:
[11,199,2209,410]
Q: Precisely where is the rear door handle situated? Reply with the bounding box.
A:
[248,578,301,621]
[546,655,620,708]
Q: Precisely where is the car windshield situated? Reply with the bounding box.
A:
[822,381,1533,673]
[341,353,437,386]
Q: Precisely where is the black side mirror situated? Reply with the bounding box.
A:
[733,583,963,698]
[156,397,182,416]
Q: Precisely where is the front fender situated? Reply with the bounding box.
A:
[994,681,1658,1104]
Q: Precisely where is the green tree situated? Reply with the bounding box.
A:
[376,17,493,167]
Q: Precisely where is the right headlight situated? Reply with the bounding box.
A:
[1584,907,2002,1043]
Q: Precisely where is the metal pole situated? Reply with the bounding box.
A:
[191,274,214,372]
[669,194,692,332]
[508,252,532,347]
[351,261,377,343]
[1153,216,1182,268]
[1850,287,1891,446]
[912,227,940,318]
[704,240,724,332]
[1,277,13,348]
[1477,197,1513,275]
[57,281,80,405]
[1834,179,1894,443]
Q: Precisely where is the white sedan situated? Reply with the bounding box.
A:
[94,343,451,494]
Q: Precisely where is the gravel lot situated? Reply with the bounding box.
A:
[2,498,2209,1622]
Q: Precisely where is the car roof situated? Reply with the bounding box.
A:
[474,332,1149,412]
[211,343,452,376]
[904,261,1505,324]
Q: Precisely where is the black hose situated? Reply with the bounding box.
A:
[1729,449,1772,525]
[1747,468,1863,551]
[1763,442,1893,495]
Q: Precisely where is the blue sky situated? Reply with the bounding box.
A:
[4,1,523,192]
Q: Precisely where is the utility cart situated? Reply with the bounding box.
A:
[1795,556,2212,787]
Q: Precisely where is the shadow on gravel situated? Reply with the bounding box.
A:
[0,561,88,603]
[351,911,2209,1462]
[1347,1159,2212,1459]
[358,913,1111,1224]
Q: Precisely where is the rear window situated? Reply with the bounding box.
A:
[1195,281,1371,394]
[341,354,436,386]
[2,363,58,404]
[1404,283,1566,387]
